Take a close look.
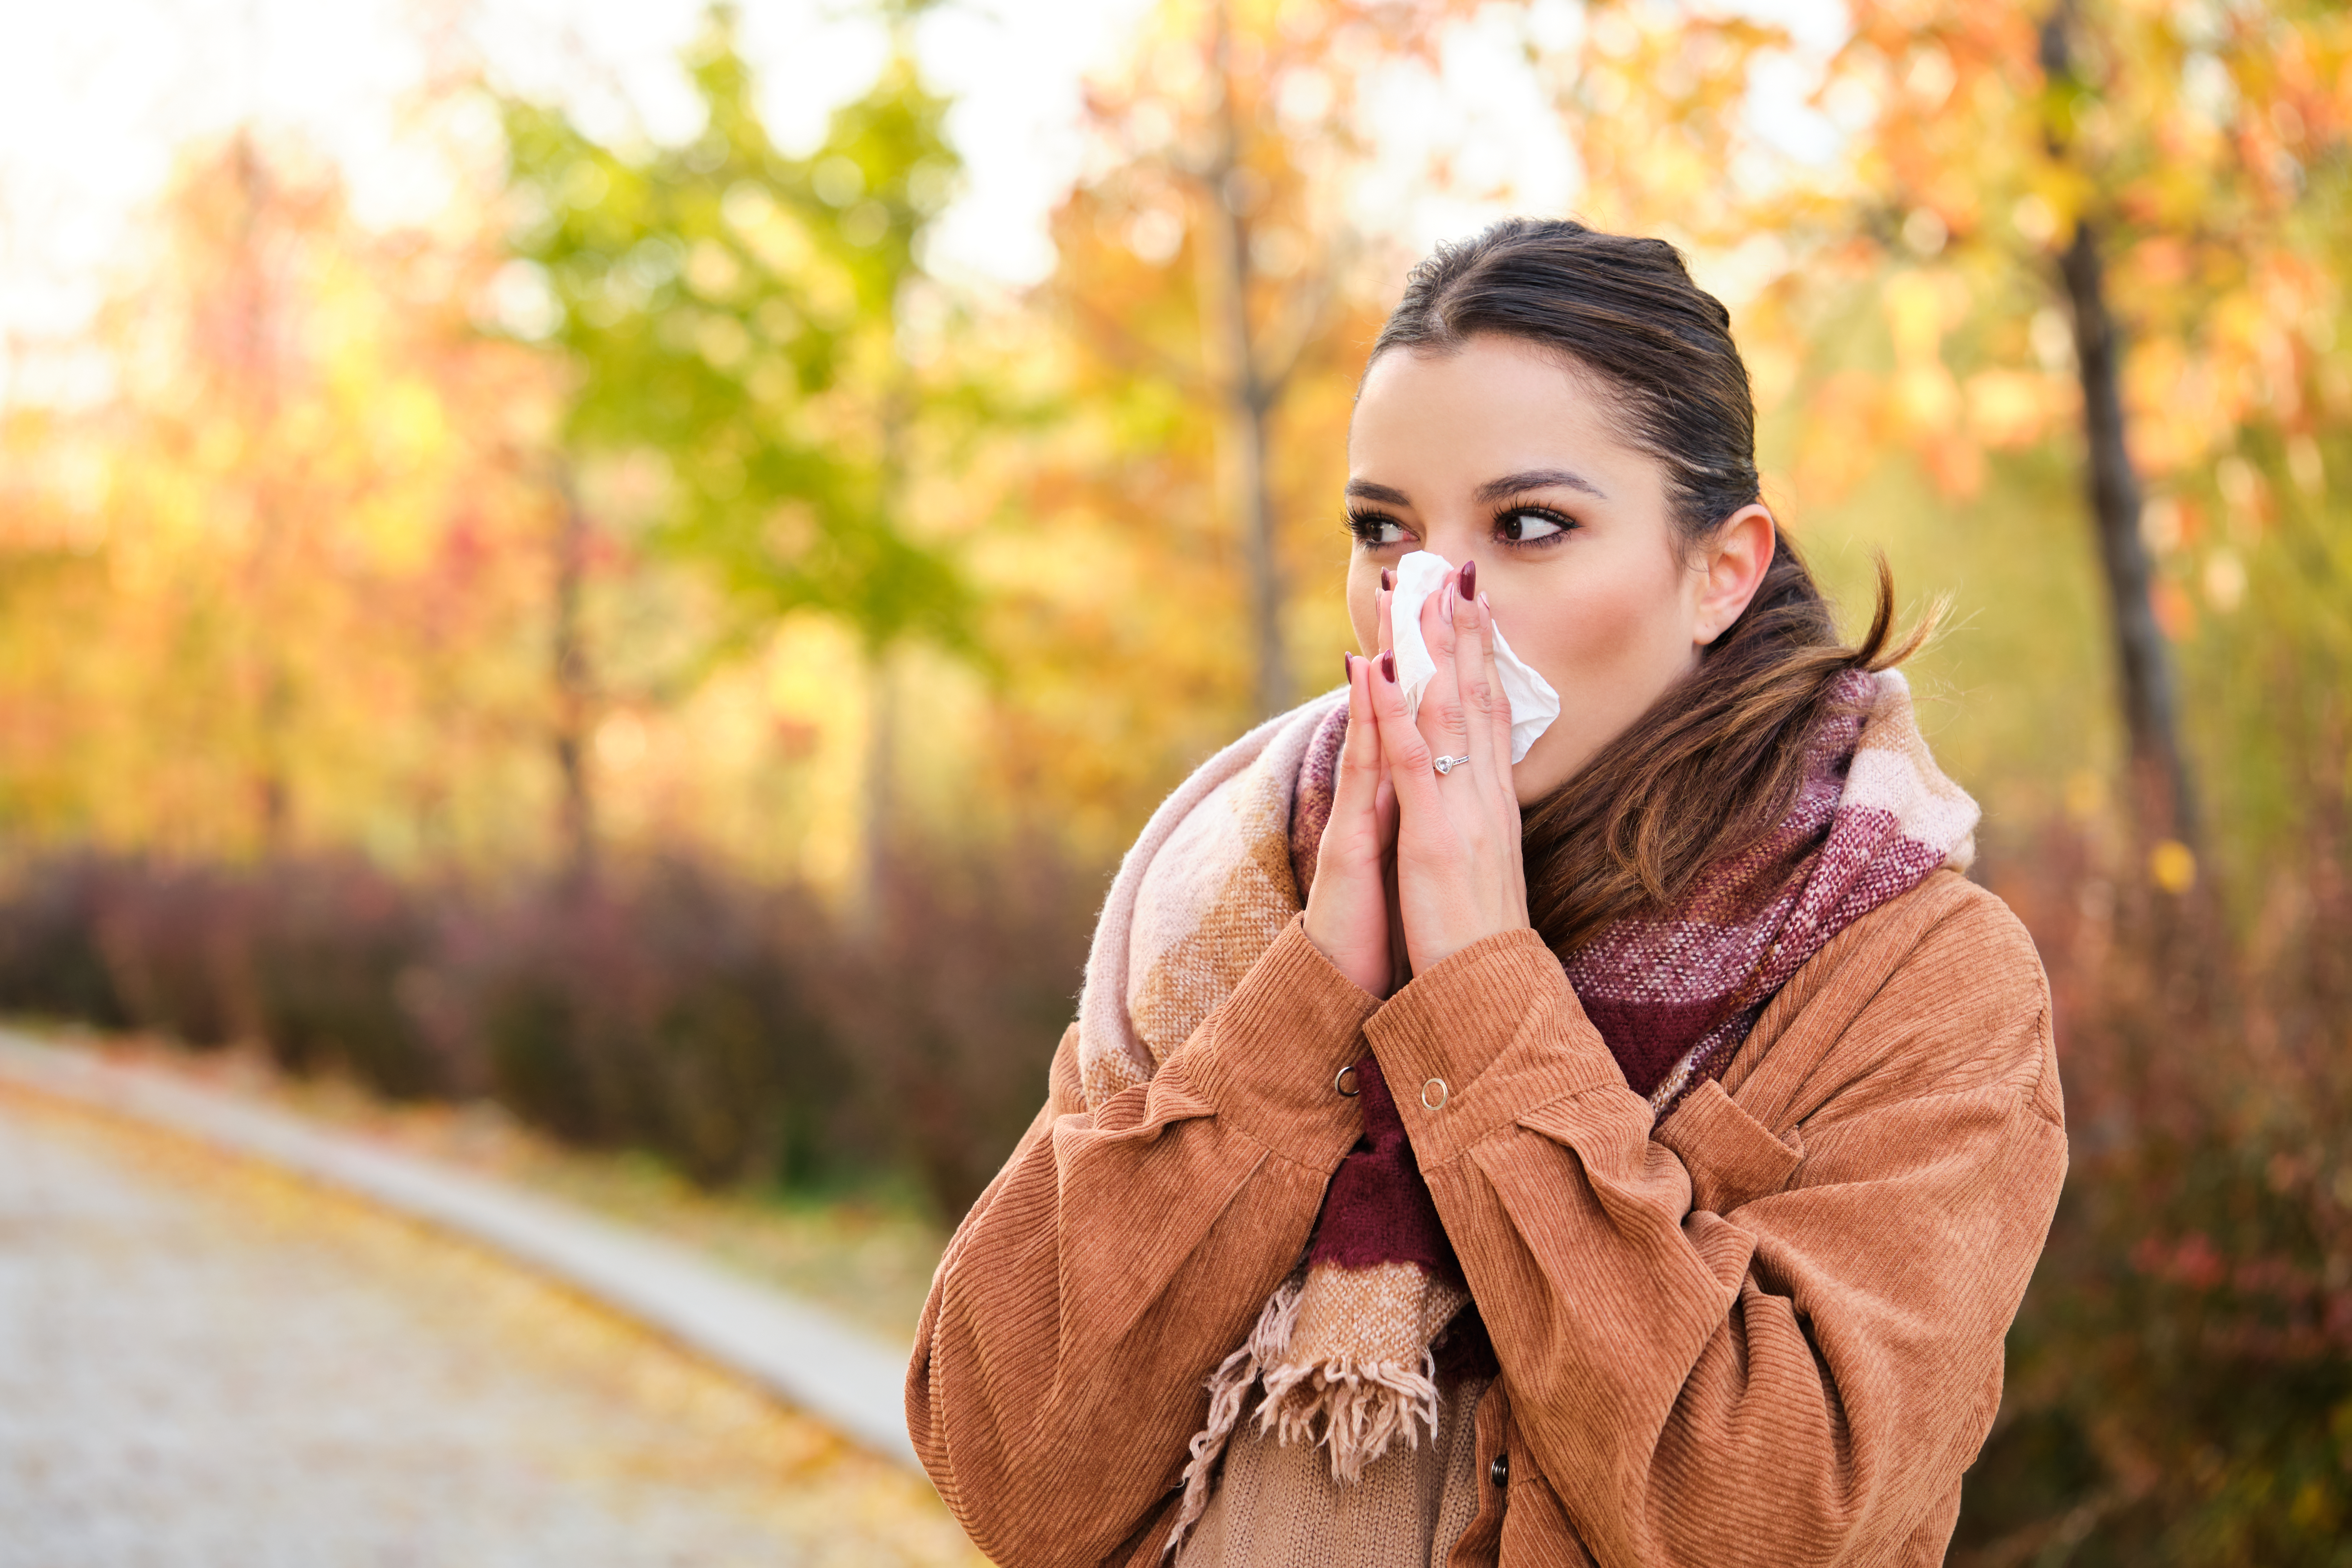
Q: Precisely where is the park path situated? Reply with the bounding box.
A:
[0,1087,980,1568]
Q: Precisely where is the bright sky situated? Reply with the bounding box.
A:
[0,0,1851,404]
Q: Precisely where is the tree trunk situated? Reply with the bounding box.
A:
[2040,7,2197,847]
[2058,222,2196,843]
[1200,3,1288,719]
[551,464,595,885]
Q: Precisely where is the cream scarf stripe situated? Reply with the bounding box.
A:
[1076,696,1344,1108]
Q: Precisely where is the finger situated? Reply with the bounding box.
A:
[1331,653,1384,831]
[1482,594,1528,908]
[1475,594,1511,766]
[1376,579,1394,657]
[1440,581,1518,909]
[1369,643,1446,824]
[1416,568,1473,767]
[1453,577,1506,789]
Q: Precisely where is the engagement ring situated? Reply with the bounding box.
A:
[1433,755,1470,775]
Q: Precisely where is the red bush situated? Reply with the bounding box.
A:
[0,839,1096,1217]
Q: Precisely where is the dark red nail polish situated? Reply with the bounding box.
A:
[1379,649,1396,683]
[1458,560,1476,600]
[1380,568,1394,591]
[1341,651,1352,683]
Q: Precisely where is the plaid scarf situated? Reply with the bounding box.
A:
[1072,670,1978,1553]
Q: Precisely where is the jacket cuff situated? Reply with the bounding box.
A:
[1363,927,1631,1167]
[1170,914,1382,1173]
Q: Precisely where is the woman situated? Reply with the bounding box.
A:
[907,219,2066,1567]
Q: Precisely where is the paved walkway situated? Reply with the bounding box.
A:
[0,1034,916,1470]
[0,1092,980,1567]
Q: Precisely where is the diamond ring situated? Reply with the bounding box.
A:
[1432,755,1470,775]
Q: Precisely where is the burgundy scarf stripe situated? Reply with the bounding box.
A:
[1287,699,1349,904]
[1303,1056,1465,1285]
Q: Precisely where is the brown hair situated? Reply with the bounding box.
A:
[1371,218,1931,955]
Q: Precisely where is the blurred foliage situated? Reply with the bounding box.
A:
[0,0,2347,1560]
[0,844,1083,1215]
[0,136,554,863]
[497,6,972,660]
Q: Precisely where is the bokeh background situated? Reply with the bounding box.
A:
[0,0,2346,1560]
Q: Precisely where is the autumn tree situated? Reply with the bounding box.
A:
[1047,0,1464,721]
[1722,0,2345,876]
[0,134,555,863]
[495,4,971,900]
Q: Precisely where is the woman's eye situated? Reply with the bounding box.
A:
[1350,513,1410,547]
[1499,508,1567,543]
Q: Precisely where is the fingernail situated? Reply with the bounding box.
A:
[1379,649,1396,683]
[1380,568,1394,591]
[1458,560,1476,600]
[1341,651,1352,684]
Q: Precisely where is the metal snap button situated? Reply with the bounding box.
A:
[1334,1064,1360,1098]
[1421,1077,1448,1111]
[1490,1452,1510,1489]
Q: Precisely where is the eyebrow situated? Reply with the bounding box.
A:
[1343,479,1413,507]
[1475,467,1609,503]
[1343,468,1611,510]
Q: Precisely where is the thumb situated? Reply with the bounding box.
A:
[1332,654,1384,835]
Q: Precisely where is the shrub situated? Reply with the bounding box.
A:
[432,859,859,1188]
[1953,820,2352,1566]
[242,856,444,1098]
[0,852,131,1027]
[835,833,1099,1218]
[0,834,1110,1223]
[90,859,252,1047]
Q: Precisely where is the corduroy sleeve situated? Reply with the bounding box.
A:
[1365,891,2067,1568]
[907,916,1380,1568]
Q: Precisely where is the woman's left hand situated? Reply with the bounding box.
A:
[1366,564,1531,975]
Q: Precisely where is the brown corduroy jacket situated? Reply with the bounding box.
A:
[907,870,2067,1567]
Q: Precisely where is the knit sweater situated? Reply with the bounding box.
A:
[906,868,2066,1566]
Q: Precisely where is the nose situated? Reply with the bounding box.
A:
[1413,519,1490,571]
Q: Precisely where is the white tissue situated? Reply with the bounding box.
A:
[1388,550,1561,764]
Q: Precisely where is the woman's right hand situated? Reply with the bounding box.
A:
[1303,649,1400,998]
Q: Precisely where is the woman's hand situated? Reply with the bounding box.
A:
[1303,652,1400,997]
[1367,564,1530,974]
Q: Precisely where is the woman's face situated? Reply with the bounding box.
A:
[1345,333,1773,804]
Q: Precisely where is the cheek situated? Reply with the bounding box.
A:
[1346,562,1380,654]
[1507,569,1676,687]
[1556,581,1651,669]
[1495,541,1699,736]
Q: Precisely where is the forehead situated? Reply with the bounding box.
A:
[1348,335,1648,492]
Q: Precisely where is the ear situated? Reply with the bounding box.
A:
[1694,504,1777,646]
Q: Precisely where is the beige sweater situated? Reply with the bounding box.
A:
[907,870,2066,1566]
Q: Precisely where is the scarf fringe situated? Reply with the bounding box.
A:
[1256,1349,1442,1482]
[1162,1272,1449,1558]
[1165,1274,1305,1557]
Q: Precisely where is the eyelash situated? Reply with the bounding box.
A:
[1344,510,1410,548]
[1344,504,1579,550]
